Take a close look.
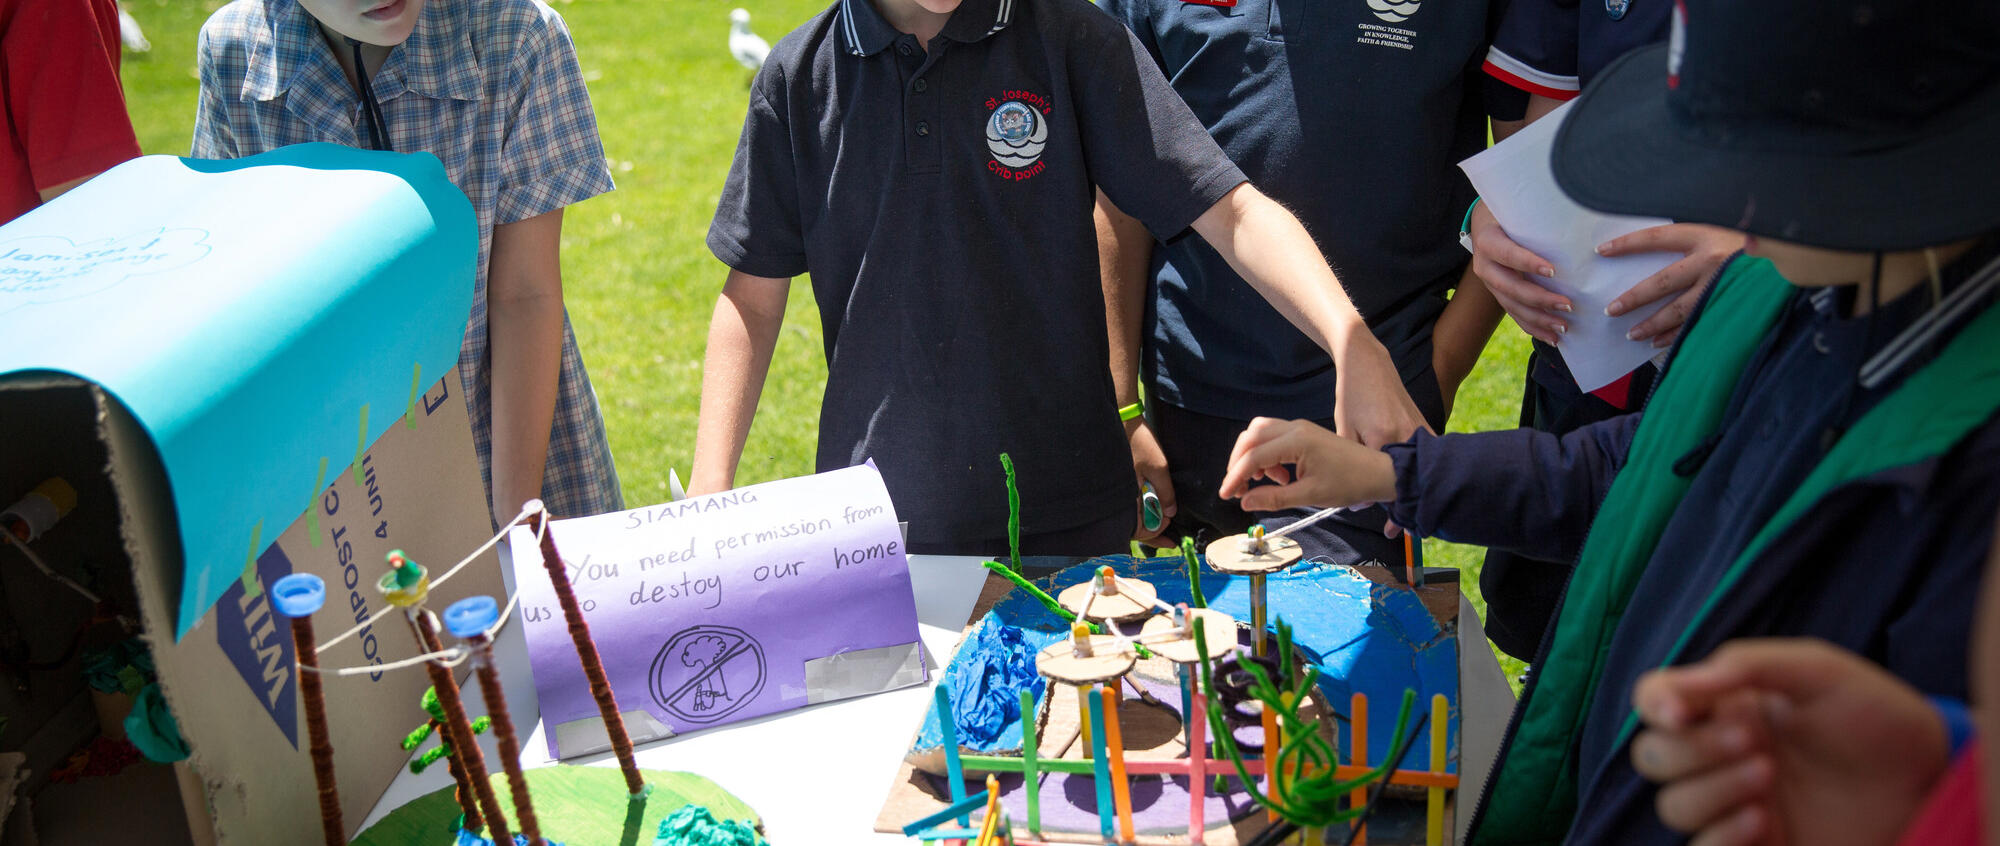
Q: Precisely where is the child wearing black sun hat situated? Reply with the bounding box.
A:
[1213,0,2000,841]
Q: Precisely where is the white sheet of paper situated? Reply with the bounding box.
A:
[1459,100,1677,392]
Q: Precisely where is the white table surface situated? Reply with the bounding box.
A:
[361,553,1514,845]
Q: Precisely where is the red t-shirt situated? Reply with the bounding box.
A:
[0,0,141,224]
[1895,740,1986,846]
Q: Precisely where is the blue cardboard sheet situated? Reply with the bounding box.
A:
[0,145,476,637]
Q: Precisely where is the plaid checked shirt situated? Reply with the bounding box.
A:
[193,0,624,520]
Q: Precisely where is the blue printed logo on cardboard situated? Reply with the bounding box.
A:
[217,544,300,749]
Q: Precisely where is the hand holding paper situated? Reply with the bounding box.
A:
[1460,100,1689,393]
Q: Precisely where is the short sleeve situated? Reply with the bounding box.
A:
[494,9,615,224]
[1483,0,1581,100]
[1070,19,1245,242]
[191,22,240,159]
[706,69,807,280]
[4,0,140,188]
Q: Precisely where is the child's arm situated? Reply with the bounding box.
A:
[1222,411,1639,560]
[1095,190,1175,542]
[1189,185,1430,448]
[486,208,569,517]
[688,270,791,496]
[1432,263,1506,424]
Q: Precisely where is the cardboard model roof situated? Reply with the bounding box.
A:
[0,145,475,636]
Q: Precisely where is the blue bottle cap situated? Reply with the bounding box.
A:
[444,595,501,638]
[271,573,327,618]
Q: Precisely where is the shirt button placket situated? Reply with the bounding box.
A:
[903,40,942,173]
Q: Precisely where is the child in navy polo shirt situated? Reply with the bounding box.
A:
[694,0,1428,555]
[1218,0,2000,839]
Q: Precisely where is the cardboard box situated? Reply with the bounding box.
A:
[0,146,489,842]
[1,370,503,844]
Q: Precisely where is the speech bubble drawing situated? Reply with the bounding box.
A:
[0,228,213,315]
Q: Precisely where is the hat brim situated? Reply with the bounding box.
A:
[1552,44,2000,251]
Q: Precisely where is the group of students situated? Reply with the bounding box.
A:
[16,0,1996,841]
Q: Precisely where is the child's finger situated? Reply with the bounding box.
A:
[1688,804,1767,846]
[1238,480,1313,513]
[1631,716,1754,781]
[1654,755,1773,836]
[1220,419,1300,499]
[1596,222,1702,258]
[1608,255,1703,317]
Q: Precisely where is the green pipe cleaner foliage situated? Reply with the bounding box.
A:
[1192,616,1414,828]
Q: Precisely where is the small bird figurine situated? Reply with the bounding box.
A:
[729,8,770,73]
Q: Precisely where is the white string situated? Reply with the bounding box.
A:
[2,529,103,606]
[316,502,538,655]
[302,645,468,677]
[1264,505,1349,541]
[487,590,521,640]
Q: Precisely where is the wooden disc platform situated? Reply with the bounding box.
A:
[1035,635,1137,684]
[1138,608,1239,665]
[1056,577,1161,623]
[1204,534,1302,575]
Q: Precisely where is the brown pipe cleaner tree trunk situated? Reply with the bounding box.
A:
[526,510,645,795]
[468,632,542,845]
[288,614,345,846]
[411,613,512,843]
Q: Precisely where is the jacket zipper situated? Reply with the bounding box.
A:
[1462,303,1690,843]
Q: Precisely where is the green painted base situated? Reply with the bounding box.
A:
[352,767,762,846]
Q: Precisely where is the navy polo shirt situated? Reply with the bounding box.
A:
[708,0,1245,548]
[1100,0,1494,419]
[1484,0,1670,98]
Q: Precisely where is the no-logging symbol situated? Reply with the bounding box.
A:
[649,625,766,725]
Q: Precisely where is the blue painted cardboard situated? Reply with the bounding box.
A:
[0,145,476,636]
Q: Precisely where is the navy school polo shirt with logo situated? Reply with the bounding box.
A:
[1100,0,1495,419]
[708,0,1246,549]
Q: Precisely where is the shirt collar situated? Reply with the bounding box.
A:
[243,0,481,104]
[937,0,1013,45]
[839,0,1013,57]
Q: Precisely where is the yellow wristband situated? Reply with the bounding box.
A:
[1118,402,1144,422]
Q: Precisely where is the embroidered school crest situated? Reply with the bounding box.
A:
[983,93,1051,181]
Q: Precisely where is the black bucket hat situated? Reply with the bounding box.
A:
[1551,0,2000,251]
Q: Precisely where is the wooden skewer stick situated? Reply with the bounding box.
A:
[272,575,344,846]
[524,504,647,797]
[448,596,544,846]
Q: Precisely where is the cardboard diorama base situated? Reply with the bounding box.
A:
[875,564,1463,846]
[0,367,502,844]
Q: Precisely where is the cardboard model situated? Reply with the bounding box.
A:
[0,146,502,843]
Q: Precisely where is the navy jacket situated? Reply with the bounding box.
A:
[1385,282,2000,844]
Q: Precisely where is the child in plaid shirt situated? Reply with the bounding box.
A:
[194,0,623,522]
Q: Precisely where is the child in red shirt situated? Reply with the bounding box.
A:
[0,0,141,223]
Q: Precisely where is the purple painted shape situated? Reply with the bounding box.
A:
[507,463,923,757]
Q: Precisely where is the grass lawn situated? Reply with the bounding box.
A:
[117,0,1532,685]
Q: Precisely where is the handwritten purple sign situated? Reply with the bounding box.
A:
[507,463,923,758]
